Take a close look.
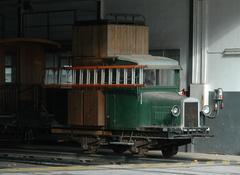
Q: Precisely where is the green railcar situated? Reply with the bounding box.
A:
[48,55,215,158]
[104,55,209,157]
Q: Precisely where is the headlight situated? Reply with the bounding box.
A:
[201,105,211,116]
[171,105,180,117]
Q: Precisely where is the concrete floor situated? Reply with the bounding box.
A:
[0,152,240,175]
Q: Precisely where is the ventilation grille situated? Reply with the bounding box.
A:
[184,102,198,127]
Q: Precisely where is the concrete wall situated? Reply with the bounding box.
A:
[194,0,240,155]
[195,92,240,155]
[206,0,240,91]
[103,0,190,89]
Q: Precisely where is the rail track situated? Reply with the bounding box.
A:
[1,143,237,168]
[1,144,240,175]
[0,144,196,166]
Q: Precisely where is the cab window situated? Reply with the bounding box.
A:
[144,69,176,87]
[4,53,16,83]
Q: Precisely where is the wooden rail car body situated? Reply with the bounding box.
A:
[0,38,60,142]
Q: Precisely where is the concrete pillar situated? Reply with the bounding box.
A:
[191,0,209,106]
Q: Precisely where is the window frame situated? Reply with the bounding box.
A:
[143,68,179,89]
[4,52,16,84]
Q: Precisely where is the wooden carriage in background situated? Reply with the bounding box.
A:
[0,38,60,137]
[0,20,149,141]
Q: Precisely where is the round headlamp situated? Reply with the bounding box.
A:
[171,105,180,117]
[201,105,211,116]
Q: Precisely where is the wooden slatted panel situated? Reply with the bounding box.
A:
[73,24,149,58]
[68,59,106,127]
[83,90,105,126]
[106,25,115,56]
[68,90,105,127]
[99,25,108,58]
[0,86,17,114]
[129,25,136,54]
[106,24,148,56]
[0,48,4,84]
[72,25,108,58]
[20,46,45,85]
[135,26,149,54]
[68,90,84,125]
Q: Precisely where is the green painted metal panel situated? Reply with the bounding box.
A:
[105,69,182,130]
[106,91,183,130]
[151,106,172,125]
[107,93,139,129]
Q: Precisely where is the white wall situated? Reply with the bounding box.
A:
[206,0,240,91]
[103,0,190,89]
[194,0,240,155]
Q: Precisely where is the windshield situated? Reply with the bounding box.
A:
[144,69,176,87]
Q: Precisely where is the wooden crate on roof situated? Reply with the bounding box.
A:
[106,24,149,56]
[72,23,149,59]
[72,25,107,58]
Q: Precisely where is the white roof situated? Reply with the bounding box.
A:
[117,55,181,69]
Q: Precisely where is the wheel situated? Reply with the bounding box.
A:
[161,146,178,158]
[130,147,148,155]
[112,145,128,154]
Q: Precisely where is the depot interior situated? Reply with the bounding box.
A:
[0,0,239,155]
